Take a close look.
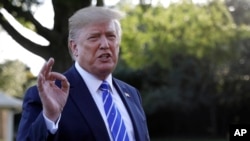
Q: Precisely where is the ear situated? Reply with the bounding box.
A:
[69,40,78,57]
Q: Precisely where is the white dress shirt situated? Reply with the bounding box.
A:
[43,62,135,141]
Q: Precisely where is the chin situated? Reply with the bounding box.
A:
[96,70,112,80]
[99,66,114,75]
[100,63,115,71]
[100,67,113,74]
[94,63,116,75]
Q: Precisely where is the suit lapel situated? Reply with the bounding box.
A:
[65,66,110,140]
[113,79,143,141]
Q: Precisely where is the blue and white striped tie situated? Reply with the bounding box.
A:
[100,81,129,141]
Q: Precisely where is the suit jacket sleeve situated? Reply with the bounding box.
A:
[16,86,51,141]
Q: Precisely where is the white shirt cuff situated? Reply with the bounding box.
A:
[43,113,61,134]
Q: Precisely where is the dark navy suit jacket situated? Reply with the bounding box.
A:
[17,65,150,141]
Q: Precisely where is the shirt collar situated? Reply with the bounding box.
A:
[74,62,114,93]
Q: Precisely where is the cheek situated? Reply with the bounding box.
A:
[76,47,86,61]
[115,47,120,57]
[80,47,97,62]
[111,48,119,63]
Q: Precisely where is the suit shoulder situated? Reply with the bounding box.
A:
[23,85,41,103]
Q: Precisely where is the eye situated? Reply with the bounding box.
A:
[107,34,116,40]
[87,35,99,41]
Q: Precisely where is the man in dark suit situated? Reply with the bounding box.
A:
[17,6,150,141]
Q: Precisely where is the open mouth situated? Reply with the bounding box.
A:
[99,53,111,58]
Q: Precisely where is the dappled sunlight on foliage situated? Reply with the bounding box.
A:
[120,1,244,70]
[113,0,250,138]
[0,60,36,98]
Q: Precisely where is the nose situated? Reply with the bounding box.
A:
[100,35,109,49]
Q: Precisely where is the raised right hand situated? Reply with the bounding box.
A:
[37,58,70,122]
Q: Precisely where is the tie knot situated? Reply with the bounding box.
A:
[99,81,110,91]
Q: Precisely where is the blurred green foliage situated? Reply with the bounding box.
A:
[113,0,250,138]
[120,1,244,69]
[0,60,36,98]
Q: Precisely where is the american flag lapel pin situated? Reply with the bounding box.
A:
[125,92,130,97]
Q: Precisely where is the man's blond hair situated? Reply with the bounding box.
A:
[68,6,125,59]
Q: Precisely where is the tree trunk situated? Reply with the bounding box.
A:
[0,0,104,72]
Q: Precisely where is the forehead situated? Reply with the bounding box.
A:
[83,20,117,33]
